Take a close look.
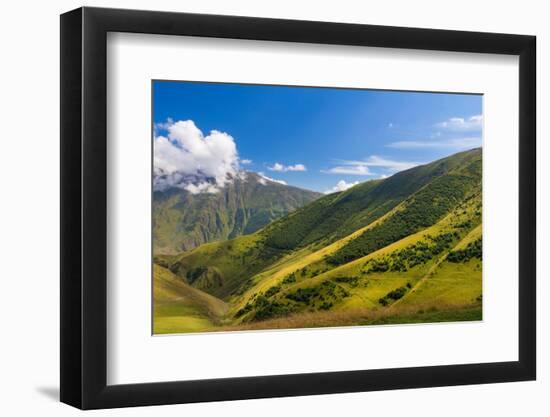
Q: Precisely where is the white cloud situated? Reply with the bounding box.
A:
[387,137,481,150]
[435,114,483,131]
[183,182,220,194]
[268,162,307,172]
[268,162,285,171]
[362,156,419,171]
[240,159,253,165]
[153,119,240,192]
[153,117,173,134]
[386,114,482,150]
[324,180,360,194]
[323,155,420,176]
[323,165,374,176]
[257,172,287,186]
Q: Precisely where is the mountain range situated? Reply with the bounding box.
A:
[153,148,483,333]
[153,171,322,254]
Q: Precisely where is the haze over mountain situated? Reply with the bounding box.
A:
[153,148,483,333]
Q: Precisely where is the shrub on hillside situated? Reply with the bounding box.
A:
[447,238,482,263]
[285,287,320,304]
[378,285,409,306]
[282,273,297,284]
[333,276,359,286]
[265,285,281,298]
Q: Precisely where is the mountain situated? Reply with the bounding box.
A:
[153,171,322,254]
[153,148,482,333]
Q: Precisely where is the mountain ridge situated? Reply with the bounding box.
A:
[153,171,322,254]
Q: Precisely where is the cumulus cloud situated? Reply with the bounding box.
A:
[323,156,419,176]
[387,137,481,150]
[257,172,287,186]
[324,180,360,194]
[153,119,240,192]
[240,159,253,165]
[268,162,307,172]
[435,114,483,131]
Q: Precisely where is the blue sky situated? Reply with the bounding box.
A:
[153,81,482,193]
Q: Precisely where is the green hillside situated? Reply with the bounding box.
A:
[153,148,483,334]
[263,148,481,250]
[153,264,229,334]
[153,171,321,254]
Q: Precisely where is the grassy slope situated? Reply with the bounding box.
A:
[326,158,481,265]
[217,305,482,332]
[164,149,481,299]
[153,264,228,334]
[395,224,482,309]
[230,187,481,323]
[153,190,481,333]
[229,154,481,315]
[226,197,409,313]
[158,232,290,300]
[263,148,481,251]
[152,148,483,333]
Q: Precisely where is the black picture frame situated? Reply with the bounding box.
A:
[60,6,536,410]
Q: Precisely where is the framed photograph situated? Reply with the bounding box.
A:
[60,7,536,409]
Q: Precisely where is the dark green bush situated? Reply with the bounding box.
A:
[378,285,409,306]
[333,276,359,286]
[252,300,294,321]
[447,238,482,263]
[363,231,460,274]
[265,285,281,298]
[285,287,320,304]
[235,303,253,318]
[282,273,296,284]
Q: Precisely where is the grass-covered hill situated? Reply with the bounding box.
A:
[153,171,322,254]
[153,148,483,334]
[153,264,229,334]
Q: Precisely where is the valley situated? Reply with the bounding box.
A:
[153,148,483,334]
